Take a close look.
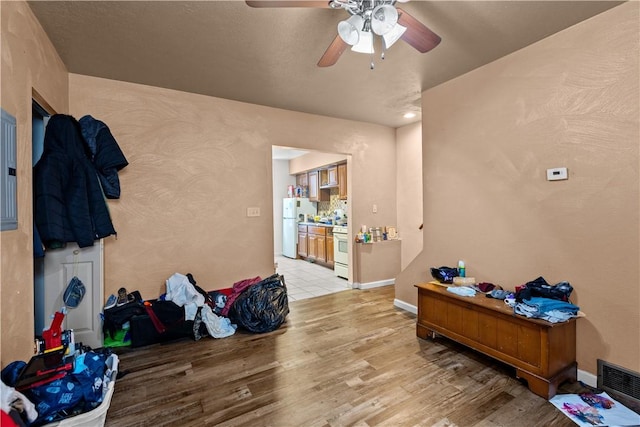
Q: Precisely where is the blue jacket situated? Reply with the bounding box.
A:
[34,114,116,248]
[79,115,128,199]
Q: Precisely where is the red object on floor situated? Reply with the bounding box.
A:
[220,277,261,316]
[1,409,19,427]
[42,310,65,350]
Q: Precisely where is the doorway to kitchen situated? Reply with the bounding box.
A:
[272,146,351,301]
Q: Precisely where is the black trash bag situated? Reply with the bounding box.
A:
[430,266,459,284]
[515,276,573,302]
[229,274,289,333]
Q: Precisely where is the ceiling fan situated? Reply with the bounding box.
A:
[246,0,441,69]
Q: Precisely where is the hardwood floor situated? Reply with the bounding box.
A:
[104,286,578,426]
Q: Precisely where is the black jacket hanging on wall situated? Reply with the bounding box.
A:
[34,114,117,248]
[79,115,128,199]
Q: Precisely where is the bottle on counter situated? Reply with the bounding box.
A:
[458,260,466,278]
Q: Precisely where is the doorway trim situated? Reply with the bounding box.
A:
[32,94,54,335]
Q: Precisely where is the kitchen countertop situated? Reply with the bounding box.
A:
[297,222,336,227]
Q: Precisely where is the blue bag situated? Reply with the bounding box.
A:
[63,276,86,308]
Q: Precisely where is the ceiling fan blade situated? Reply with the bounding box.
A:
[396,7,441,53]
[246,1,331,8]
[317,35,349,67]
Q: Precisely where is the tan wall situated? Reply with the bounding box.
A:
[68,74,397,299]
[396,122,423,270]
[289,152,347,175]
[396,2,639,374]
[354,240,401,285]
[0,1,69,364]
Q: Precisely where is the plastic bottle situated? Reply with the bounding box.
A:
[458,260,466,278]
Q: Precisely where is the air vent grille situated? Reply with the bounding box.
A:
[597,359,640,404]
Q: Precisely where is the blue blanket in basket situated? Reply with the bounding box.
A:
[25,351,107,426]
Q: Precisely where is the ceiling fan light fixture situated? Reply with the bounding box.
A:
[382,23,407,49]
[371,5,398,36]
[337,14,364,45]
[313,0,441,68]
[350,30,374,54]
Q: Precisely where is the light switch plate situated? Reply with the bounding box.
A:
[546,167,568,181]
[247,207,261,217]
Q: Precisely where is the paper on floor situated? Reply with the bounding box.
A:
[549,391,640,426]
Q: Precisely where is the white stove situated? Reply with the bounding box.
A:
[332,225,348,279]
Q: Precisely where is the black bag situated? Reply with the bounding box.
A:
[102,298,145,339]
[515,276,573,302]
[430,266,459,284]
[129,313,196,348]
[229,274,289,333]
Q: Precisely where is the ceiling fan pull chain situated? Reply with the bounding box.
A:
[370,32,375,69]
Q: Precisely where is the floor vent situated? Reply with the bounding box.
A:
[597,359,640,404]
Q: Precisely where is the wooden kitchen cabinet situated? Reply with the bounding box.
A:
[415,282,578,399]
[328,166,338,186]
[299,224,334,268]
[316,234,326,262]
[320,166,338,188]
[308,171,319,201]
[308,234,318,259]
[308,170,328,202]
[297,224,308,258]
[307,226,328,262]
[338,163,347,200]
[296,173,308,188]
[326,235,334,265]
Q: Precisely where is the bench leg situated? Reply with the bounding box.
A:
[416,324,437,340]
[516,362,577,399]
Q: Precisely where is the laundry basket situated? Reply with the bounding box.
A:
[42,354,118,427]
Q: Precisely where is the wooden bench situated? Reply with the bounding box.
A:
[415,282,578,399]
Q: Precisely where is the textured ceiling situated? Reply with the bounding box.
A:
[28,1,624,128]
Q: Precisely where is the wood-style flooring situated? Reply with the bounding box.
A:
[105,286,581,426]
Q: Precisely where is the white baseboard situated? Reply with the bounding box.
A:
[394,298,417,314]
[578,369,597,388]
[354,279,395,290]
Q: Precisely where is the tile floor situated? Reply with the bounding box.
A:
[275,255,351,301]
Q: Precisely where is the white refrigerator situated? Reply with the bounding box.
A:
[283,198,316,258]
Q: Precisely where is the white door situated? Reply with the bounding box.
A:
[42,241,104,349]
